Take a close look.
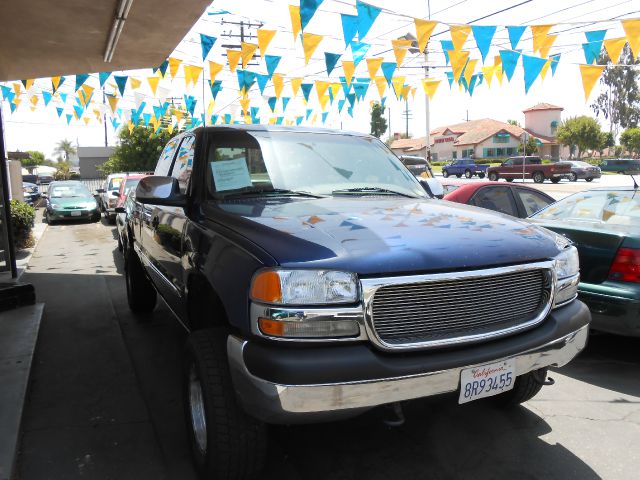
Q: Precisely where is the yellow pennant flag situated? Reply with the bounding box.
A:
[422,79,441,100]
[342,60,355,86]
[29,94,38,107]
[366,57,383,79]
[311,113,317,124]
[539,59,551,80]
[241,42,258,68]
[272,73,284,99]
[147,76,160,96]
[481,66,495,87]
[240,97,251,115]
[81,84,94,100]
[330,82,342,98]
[414,19,437,54]
[622,19,640,59]
[289,5,302,41]
[315,80,330,100]
[319,95,330,111]
[167,122,174,134]
[391,39,412,67]
[531,25,553,53]
[391,76,406,98]
[173,109,184,121]
[539,34,557,58]
[107,95,119,113]
[579,64,605,101]
[168,57,182,78]
[449,50,470,83]
[411,87,417,99]
[130,78,142,90]
[227,50,241,72]
[12,83,21,95]
[83,117,91,126]
[257,29,276,56]
[24,79,34,90]
[209,61,224,83]
[401,85,411,101]
[268,117,277,125]
[450,24,471,51]
[302,33,323,64]
[290,77,302,97]
[52,76,63,92]
[463,58,477,87]
[603,37,627,64]
[207,100,215,117]
[184,65,203,87]
[374,77,387,98]
[495,65,504,85]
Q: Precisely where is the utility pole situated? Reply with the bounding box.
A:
[387,107,391,140]
[102,89,108,147]
[424,0,431,161]
[403,98,412,138]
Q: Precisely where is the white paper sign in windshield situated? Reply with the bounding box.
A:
[211,159,252,191]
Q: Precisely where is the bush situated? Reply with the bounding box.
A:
[10,199,36,249]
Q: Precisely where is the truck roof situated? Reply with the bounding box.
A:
[192,125,370,138]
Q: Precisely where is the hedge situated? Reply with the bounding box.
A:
[10,199,36,249]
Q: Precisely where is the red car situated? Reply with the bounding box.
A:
[443,180,555,218]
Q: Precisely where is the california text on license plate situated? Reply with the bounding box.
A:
[70,211,82,216]
[458,359,515,404]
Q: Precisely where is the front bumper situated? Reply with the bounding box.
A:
[228,300,590,424]
[49,208,98,220]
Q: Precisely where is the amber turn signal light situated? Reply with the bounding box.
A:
[250,271,282,303]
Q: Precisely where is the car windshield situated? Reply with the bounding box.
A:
[108,177,124,190]
[442,184,460,194]
[532,189,640,226]
[124,178,140,194]
[206,131,427,198]
[49,184,90,198]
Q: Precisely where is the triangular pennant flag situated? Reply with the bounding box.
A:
[350,41,370,66]
[59,92,68,104]
[21,79,34,90]
[168,57,182,78]
[256,73,270,94]
[208,80,223,99]
[531,25,553,53]
[381,62,396,86]
[415,19,437,53]
[481,66,495,86]
[340,78,351,96]
[114,75,128,96]
[422,78,441,100]
[66,114,73,125]
[290,77,303,97]
[257,29,276,56]
[73,104,84,120]
[445,71,454,87]
[468,74,481,96]
[289,5,302,40]
[499,50,521,81]
[539,59,551,80]
[582,42,601,65]
[301,83,314,102]
[391,39,412,67]
[42,91,53,106]
[522,54,547,93]
[357,1,381,39]
[184,65,204,87]
[366,57,383,79]
[374,77,387,97]
[51,76,65,94]
[267,97,277,113]
[200,34,217,60]
[441,40,454,65]
[209,61,224,83]
[155,59,169,78]
[346,93,356,108]
[330,82,341,98]
[341,14,358,48]
[99,72,111,87]
[622,19,640,59]
[322,111,329,124]
[507,26,527,50]
[603,37,626,63]
[56,107,64,117]
[184,95,197,116]
[227,50,242,72]
[550,54,561,76]
[302,33,324,64]
[241,42,258,68]
[282,97,291,111]
[74,74,89,91]
[463,58,478,87]
[273,74,284,98]
[338,99,346,113]
[449,50,470,83]
[147,76,160,96]
[264,55,281,76]
[130,77,142,90]
[240,97,251,115]
[539,34,557,58]
[325,52,341,75]
[471,25,497,63]
[391,76,405,98]
[315,80,330,99]
[450,25,472,51]
[80,84,95,106]
[579,64,605,101]
[342,60,355,86]
[300,0,324,31]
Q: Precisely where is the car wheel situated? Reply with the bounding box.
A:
[506,178,514,182]
[117,234,123,252]
[488,172,499,182]
[184,329,266,480]
[456,174,462,178]
[494,368,548,406]
[585,177,594,182]
[125,250,157,313]
[478,172,485,179]
[551,177,561,184]
[464,169,472,178]
[442,170,449,178]
[570,172,578,182]
[533,171,545,183]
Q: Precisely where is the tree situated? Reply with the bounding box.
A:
[597,131,615,157]
[591,44,640,137]
[620,128,640,157]
[507,119,521,127]
[518,136,539,154]
[54,139,77,162]
[100,125,175,175]
[370,102,387,138]
[22,151,46,168]
[556,116,603,158]
[54,161,73,180]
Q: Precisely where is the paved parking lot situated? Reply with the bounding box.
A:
[16,183,640,479]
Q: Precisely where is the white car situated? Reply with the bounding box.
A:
[97,173,127,222]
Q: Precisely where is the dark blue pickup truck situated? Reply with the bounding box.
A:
[442,157,489,178]
[122,126,590,480]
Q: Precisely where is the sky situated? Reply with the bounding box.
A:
[1,0,638,160]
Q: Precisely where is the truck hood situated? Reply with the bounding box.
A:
[212,197,563,275]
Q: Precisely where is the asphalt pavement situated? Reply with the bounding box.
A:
[15,196,640,480]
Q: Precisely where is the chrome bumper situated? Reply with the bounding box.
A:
[227,324,589,424]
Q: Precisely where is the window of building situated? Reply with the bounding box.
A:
[461,148,474,157]
[431,152,438,161]
[496,148,505,157]
[550,121,558,135]
[494,132,510,144]
[483,148,495,157]
[506,147,517,156]
[452,151,457,159]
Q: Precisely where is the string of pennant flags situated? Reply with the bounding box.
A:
[1,0,639,134]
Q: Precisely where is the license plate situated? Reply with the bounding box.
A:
[458,359,515,404]
[70,211,82,217]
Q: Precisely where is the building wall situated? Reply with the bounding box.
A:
[524,109,562,137]
[79,157,109,178]
[431,132,459,161]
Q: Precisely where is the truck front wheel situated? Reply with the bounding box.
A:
[442,169,449,178]
[478,172,485,179]
[464,169,472,178]
[184,329,266,480]
[488,172,499,181]
[494,368,547,406]
[125,250,157,313]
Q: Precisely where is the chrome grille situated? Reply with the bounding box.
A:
[369,268,551,349]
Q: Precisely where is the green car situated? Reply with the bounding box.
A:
[528,186,640,337]
[600,158,640,174]
[44,180,100,224]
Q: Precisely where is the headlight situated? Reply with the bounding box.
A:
[51,203,60,209]
[251,269,359,305]
[85,201,97,209]
[554,246,580,307]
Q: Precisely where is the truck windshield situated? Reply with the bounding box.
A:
[206,130,427,199]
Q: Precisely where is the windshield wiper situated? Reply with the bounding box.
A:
[224,188,323,199]
[332,187,416,198]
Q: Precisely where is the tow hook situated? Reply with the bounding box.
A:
[382,402,405,427]
[532,368,555,386]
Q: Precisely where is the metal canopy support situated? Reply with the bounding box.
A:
[0,107,18,278]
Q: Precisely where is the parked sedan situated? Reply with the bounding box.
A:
[528,186,640,337]
[443,180,555,218]
[44,181,100,224]
[22,182,40,205]
[567,161,601,182]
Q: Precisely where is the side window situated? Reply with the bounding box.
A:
[171,135,196,193]
[470,186,518,217]
[516,188,553,216]
[503,159,513,166]
[155,137,181,176]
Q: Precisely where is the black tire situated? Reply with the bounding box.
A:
[184,329,266,480]
[442,170,449,178]
[533,171,545,183]
[464,169,472,178]
[45,211,56,226]
[494,368,547,407]
[478,172,486,179]
[117,234,123,252]
[570,172,578,182]
[456,173,462,178]
[551,177,561,184]
[125,249,157,313]
[506,178,514,182]
[488,172,499,182]
[585,177,594,182]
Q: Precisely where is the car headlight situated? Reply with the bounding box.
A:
[554,246,580,307]
[51,203,60,209]
[85,201,97,209]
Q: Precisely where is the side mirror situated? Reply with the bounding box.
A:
[111,190,120,197]
[96,188,106,194]
[114,206,126,214]
[420,178,444,199]
[136,176,186,207]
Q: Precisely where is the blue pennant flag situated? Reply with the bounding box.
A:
[251,105,260,117]
[184,95,197,116]
[1,85,13,100]
[468,75,479,96]
[99,72,111,87]
[356,1,381,39]
[499,50,521,81]
[347,106,354,117]
[341,14,358,47]
[56,107,64,117]
[353,82,369,101]
[111,118,120,130]
[338,99,346,112]
[142,113,151,126]
[507,26,527,50]
[224,113,231,124]
[211,114,219,125]
[585,30,607,43]
[9,102,17,113]
[324,52,341,75]
[264,55,281,77]
[154,60,169,77]
[381,62,396,85]
[66,113,73,125]
[445,71,454,87]
[321,111,329,124]
[153,105,164,119]
[301,83,314,102]
[346,93,356,108]
[256,74,270,94]
[300,0,324,31]
[42,91,53,106]
[267,97,277,112]
[582,30,606,64]
[440,40,454,65]
[282,97,291,111]
[114,75,128,96]
[471,25,497,63]
[59,92,68,104]
[549,54,561,76]
[73,105,84,119]
[200,34,217,60]
[209,80,223,99]
[296,116,303,125]
[276,116,284,125]
[381,96,386,109]
[208,9,231,15]
[306,108,313,120]
[339,77,352,96]
[74,74,89,91]
[350,41,370,66]
[522,54,547,93]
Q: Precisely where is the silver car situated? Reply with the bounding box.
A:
[568,161,601,182]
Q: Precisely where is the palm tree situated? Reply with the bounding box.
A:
[54,139,77,163]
